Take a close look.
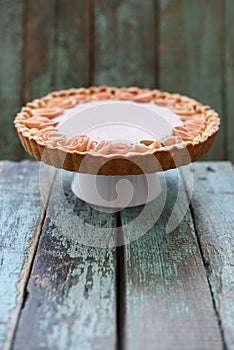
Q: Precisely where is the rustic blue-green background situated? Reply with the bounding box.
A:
[0,0,233,161]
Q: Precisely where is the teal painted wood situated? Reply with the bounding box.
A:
[1,1,234,161]
[0,161,55,350]
[224,1,234,162]
[23,0,57,101]
[93,0,156,87]
[13,171,116,350]
[0,1,26,160]
[120,169,223,349]
[182,162,234,350]
[159,0,224,161]
[53,0,90,89]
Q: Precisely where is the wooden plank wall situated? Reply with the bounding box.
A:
[0,0,233,161]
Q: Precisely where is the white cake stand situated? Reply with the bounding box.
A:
[57,101,182,209]
[71,172,162,208]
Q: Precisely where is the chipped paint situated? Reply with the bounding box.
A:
[0,161,55,350]
[13,170,116,350]
[121,166,223,349]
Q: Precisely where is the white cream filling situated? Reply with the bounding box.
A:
[57,100,182,143]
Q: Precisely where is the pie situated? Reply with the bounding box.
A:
[14,86,220,175]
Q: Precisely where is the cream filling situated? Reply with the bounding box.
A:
[57,100,183,143]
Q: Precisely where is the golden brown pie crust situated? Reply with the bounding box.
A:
[14,86,220,175]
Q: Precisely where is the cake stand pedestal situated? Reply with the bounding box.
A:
[71,173,162,208]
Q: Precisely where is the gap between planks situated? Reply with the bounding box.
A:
[115,211,126,350]
[188,203,228,350]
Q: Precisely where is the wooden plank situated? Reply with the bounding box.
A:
[182,162,234,350]
[120,169,223,349]
[93,0,157,88]
[23,0,56,101]
[24,0,90,101]
[13,171,116,350]
[0,0,26,160]
[0,161,55,350]
[224,0,234,162]
[159,0,224,160]
[54,0,90,89]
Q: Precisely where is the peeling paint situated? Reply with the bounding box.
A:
[0,161,55,350]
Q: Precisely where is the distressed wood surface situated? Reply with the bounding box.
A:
[0,161,234,349]
[0,161,55,350]
[13,170,117,350]
[182,162,234,350]
[120,168,223,350]
[54,0,90,89]
[159,0,224,161]
[93,0,157,87]
[224,0,234,163]
[0,0,26,160]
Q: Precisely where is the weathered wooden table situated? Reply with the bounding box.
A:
[0,161,233,350]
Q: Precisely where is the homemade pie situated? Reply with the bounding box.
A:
[14,86,220,175]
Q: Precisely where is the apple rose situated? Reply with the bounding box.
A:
[32,107,64,118]
[62,135,91,152]
[24,116,58,129]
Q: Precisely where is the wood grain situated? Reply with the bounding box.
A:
[159,0,224,160]
[53,0,90,89]
[0,0,26,160]
[120,169,223,350]
[1,160,233,349]
[23,0,57,101]
[93,0,157,87]
[0,161,55,350]
[13,171,117,350]
[224,0,234,162]
[182,162,234,350]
